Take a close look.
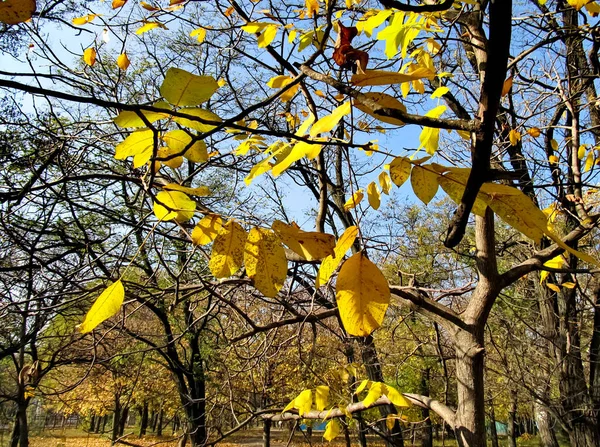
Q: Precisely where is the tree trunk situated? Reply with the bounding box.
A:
[506,390,517,447]
[534,398,559,447]
[157,407,164,437]
[111,397,121,445]
[12,400,29,447]
[89,415,96,433]
[10,411,20,447]
[488,395,499,447]
[454,330,486,447]
[420,367,433,447]
[263,419,271,447]
[119,406,129,437]
[139,402,149,437]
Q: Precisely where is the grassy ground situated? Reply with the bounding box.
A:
[0,427,564,446]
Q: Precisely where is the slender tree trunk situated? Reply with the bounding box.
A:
[139,402,149,437]
[111,396,121,445]
[488,394,499,447]
[507,390,517,447]
[157,407,164,437]
[454,330,486,447]
[420,367,433,447]
[534,398,559,447]
[10,412,20,447]
[262,419,271,447]
[118,406,129,437]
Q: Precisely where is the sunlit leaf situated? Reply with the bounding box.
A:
[72,14,97,25]
[209,220,247,278]
[540,254,566,283]
[389,156,411,186]
[83,48,96,66]
[343,189,364,211]
[160,67,219,107]
[501,75,513,96]
[173,107,222,132]
[272,220,335,261]
[116,53,130,70]
[418,105,446,155]
[153,190,196,222]
[114,129,155,168]
[354,92,406,127]
[562,281,576,289]
[351,69,432,86]
[245,227,288,297]
[431,86,449,98]
[190,27,207,42]
[386,385,411,408]
[584,150,594,172]
[192,215,223,245]
[112,0,127,8]
[336,252,390,336]
[546,283,561,292]
[0,0,36,25]
[271,141,322,176]
[367,181,381,210]
[316,226,358,288]
[162,129,208,163]
[527,127,541,138]
[310,102,351,136]
[323,419,341,442]
[363,381,385,407]
[258,24,278,47]
[78,281,125,334]
[379,171,393,195]
[509,129,521,146]
[315,385,329,411]
[410,165,438,205]
[136,22,166,35]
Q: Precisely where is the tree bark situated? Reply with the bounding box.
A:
[420,368,433,447]
[488,394,499,447]
[111,396,121,445]
[507,390,517,447]
[139,402,149,437]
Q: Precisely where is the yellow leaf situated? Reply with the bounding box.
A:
[314,90,325,98]
[114,129,155,168]
[217,78,226,87]
[192,215,222,245]
[160,67,219,107]
[578,144,587,160]
[431,86,449,98]
[386,385,411,408]
[316,226,358,288]
[344,189,364,211]
[551,139,559,151]
[295,113,315,136]
[549,155,559,164]
[546,283,561,292]
[479,183,600,266]
[241,22,269,33]
[586,1,600,15]
[83,48,96,66]
[173,107,222,132]
[336,252,390,336]
[271,141,322,177]
[112,0,127,8]
[323,419,341,442]
[386,414,397,430]
[418,106,446,155]
[356,379,370,394]
[436,168,488,217]
[140,2,160,11]
[272,220,335,261]
[116,53,130,70]
[190,27,206,42]
[379,171,393,195]
[562,281,576,289]
[136,22,166,35]
[389,156,412,187]
[509,129,521,146]
[78,281,125,333]
[209,220,247,278]
[567,0,589,9]
[244,227,288,297]
[306,0,319,17]
[367,181,381,210]
[267,75,300,102]
[354,92,406,127]
[363,381,385,407]
[0,0,35,24]
[501,75,513,97]
[153,190,196,222]
[72,14,97,26]
[351,69,433,86]
[540,255,565,283]
[410,165,438,205]
[114,104,170,128]
[356,9,393,37]
[294,389,313,416]
[257,24,278,47]
[162,129,208,163]
[584,150,594,172]
[310,102,351,137]
[527,127,541,138]
[162,183,210,197]
[315,385,329,411]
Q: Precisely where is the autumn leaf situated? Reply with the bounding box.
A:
[83,48,96,66]
[162,129,208,163]
[336,252,390,336]
[501,75,513,96]
[351,69,433,86]
[136,22,167,35]
[272,220,335,261]
[316,226,358,288]
[509,129,521,146]
[114,129,155,167]
[343,189,364,211]
[190,27,207,43]
[153,190,196,222]
[209,220,247,278]
[315,385,329,411]
[0,0,36,25]
[367,181,381,210]
[527,127,541,137]
[323,419,341,441]
[283,389,312,416]
[305,0,319,18]
[117,53,130,70]
[354,92,406,127]
[192,215,223,245]
[310,102,351,136]
[410,165,438,205]
[78,281,125,333]
[418,105,446,155]
[244,227,288,297]
[160,67,219,107]
[389,156,412,186]
[379,171,392,194]
[72,14,97,26]
[173,107,222,133]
